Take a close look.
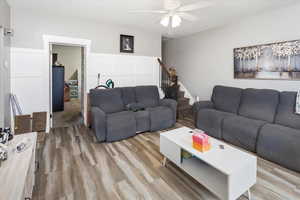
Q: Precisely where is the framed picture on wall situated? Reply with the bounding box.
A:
[120,34,134,53]
[234,39,300,80]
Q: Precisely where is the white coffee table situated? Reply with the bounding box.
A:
[160,127,257,200]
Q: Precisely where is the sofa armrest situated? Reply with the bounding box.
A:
[91,106,107,142]
[160,98,178,123]
[192,101,214,114]
[192,101,214,123]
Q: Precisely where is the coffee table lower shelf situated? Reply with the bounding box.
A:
[162,156,251,200]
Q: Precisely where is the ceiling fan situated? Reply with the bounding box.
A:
[130,0,215,28]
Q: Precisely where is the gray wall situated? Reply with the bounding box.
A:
[52,45,82,81]
[11,10,162,57]
[164,3,300,100]
[0,0,11,127]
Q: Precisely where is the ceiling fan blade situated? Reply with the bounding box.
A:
[178,1,214,12]
[178,12,198,21]
[129,10,168,14]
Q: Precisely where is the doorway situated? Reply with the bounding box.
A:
[44,35,91,131]
[51,44,84,128]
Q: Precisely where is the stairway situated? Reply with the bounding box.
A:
[157,58,193,120]
[177,89,193,120]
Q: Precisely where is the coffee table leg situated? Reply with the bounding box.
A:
[162,157,167,167]
[247,189,251,200]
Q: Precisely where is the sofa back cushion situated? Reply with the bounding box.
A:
[238,88,279,123]
[135,85,159,107]
[89,88,124,113]
[211,85,242,114]
[120,87,136,105]
[275,92,300,130]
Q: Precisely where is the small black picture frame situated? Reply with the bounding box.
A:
[120,34,134,53]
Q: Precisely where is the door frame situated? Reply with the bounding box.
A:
[43,35,91,132]
[0,27,4,127]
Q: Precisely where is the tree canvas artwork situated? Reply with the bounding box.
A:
[234,40,300,80]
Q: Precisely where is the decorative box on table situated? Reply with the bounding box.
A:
[192,130,211,152]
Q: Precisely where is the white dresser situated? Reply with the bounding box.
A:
[0,132,37,200]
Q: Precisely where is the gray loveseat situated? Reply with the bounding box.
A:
[193,85,300,172]
[90,85,177,142]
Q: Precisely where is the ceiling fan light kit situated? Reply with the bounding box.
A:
[160,15,170,27]
[160,15,182,28]
[172,15,182,28]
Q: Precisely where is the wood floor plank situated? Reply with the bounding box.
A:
[151,178,183,200]
[115,142,159,183]
[33,121,300,200]
[116,180,142,200]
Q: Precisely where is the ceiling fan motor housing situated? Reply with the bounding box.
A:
[164,0,181,10]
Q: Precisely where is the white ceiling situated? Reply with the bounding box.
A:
[7,0,298,38]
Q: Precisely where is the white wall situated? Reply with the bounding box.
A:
[52,45,82,81]
[11,10,161,57]
[10,9,162,130]
[87,53,160,90]
[0,0,11,127]
[11,48,48,114]
[164,3,300,100]
[11,48,160,117]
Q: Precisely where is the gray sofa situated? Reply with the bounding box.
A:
[90,85,177,142]
[193,85,300,172]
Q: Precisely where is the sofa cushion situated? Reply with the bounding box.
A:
[257,124,300,173]
[147,106,174,131]
[196,109,236,139]
[89,88,124,114]
[211,85,242,114]
[106,111,136,142]
[238,88,279,123]
[121,87,136,105]
[159,99,177,124]
[135,86,159,107]
[275,92,300,130]
[134,111,150,133]
[223,116,267,152]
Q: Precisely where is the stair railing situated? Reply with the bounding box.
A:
[157,58,178,99]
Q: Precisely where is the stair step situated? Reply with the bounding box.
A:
[177,105,193,119]
[178,105,192,112]
[178,91,185,98]
[178,97,189,102]
[178,97,189,106]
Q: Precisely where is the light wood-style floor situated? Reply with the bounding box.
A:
[33,119,300,200]
[53,99,82,128]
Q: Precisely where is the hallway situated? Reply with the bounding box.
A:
[53,99,83,128]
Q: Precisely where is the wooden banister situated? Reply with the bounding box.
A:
[157,58,178,100]
[157,58,172,76]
